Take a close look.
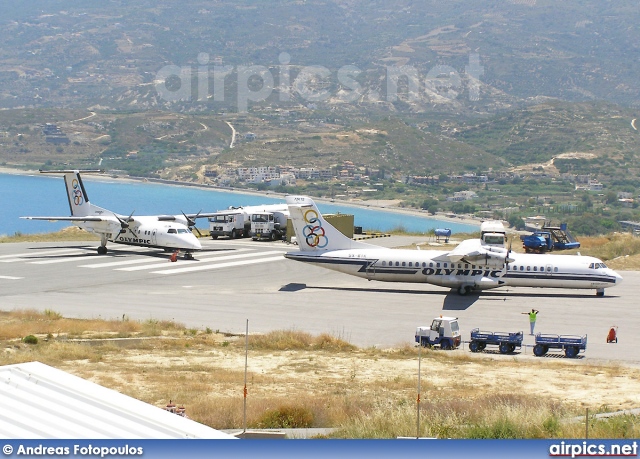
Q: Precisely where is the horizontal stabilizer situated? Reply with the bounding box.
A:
[21,216,105,222]
[39,169,104,174]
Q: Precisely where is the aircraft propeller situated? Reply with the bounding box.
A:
[115,211,136,237]
[504,239,514,270]
[182,210,203,237]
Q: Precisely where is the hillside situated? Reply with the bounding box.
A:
[453,101,640,174]
[2,2,640,233]
[3,101,639,183]
[1,1,640,112]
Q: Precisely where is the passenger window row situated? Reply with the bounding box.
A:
[510,265,558,272]
[381,261,478,269]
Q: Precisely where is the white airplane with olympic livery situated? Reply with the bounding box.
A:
[21,170,205,259]
[285,196,623,296]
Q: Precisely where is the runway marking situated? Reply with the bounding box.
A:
[152,255,285,275]
[0,248,91,262]
[30,256,101,265]
[1,245,173,262]
[210,240,293,249]
[116,250,286,272]
[78,248,252,268]
[0,275,23,280]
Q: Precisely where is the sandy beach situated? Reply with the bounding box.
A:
[0,166,482,229]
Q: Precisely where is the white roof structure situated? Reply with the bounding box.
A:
[0,361,235,439]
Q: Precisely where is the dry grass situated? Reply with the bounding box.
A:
[248,330,356,352]
[1,310,640,438]
[0,226,99,243]
[559,234,640,270]
[0,309,186,340]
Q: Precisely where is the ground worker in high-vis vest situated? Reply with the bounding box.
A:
[522,308,540,335]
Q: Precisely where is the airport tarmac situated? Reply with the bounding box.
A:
[1,237,638,365]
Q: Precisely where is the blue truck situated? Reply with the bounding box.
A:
[469,328,523,354]
[521,223,580,253]
[533,333,587,358]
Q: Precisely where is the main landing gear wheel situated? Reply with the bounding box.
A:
[596,289,605,297]
[97,246,107,255]
[184,252,194,260]
[458,285,472,295]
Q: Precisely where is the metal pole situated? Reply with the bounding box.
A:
[585,407,588,439]
[243,319,248,434]
[417,343,421,439]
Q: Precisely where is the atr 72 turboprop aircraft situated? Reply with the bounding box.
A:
[285,196,623,296]
[21,170,204,259]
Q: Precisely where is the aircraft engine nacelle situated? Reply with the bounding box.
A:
[474,276,504,290]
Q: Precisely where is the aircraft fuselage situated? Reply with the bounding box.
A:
[285,248,622,292]
[79,218,201,252]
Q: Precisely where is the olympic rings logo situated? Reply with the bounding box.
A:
[302,209,328,248]
[71,179,84,206]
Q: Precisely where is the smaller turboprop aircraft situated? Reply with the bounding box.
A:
[21,170,204,259]
[285,196,623,296]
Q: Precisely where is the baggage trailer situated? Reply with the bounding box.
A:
[533,333,587,358]
[469,328,523,354]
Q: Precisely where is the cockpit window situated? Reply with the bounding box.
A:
[168,228,177,234]
[589,263,608,269]
[178,229,188,234]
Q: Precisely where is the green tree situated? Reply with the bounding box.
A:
[420,198,439,214]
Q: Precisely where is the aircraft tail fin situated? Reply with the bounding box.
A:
[40,169,106,217]
[285,196,375,252]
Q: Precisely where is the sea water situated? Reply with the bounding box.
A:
[0,172,479,236]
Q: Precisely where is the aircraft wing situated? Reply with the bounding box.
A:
[183,212,220,219]
[437,238,511,267]
[157,213,220,221]
[21,216,108,222]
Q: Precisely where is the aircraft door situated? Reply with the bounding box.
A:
[152,228,157,246]
[366,262,375,279]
